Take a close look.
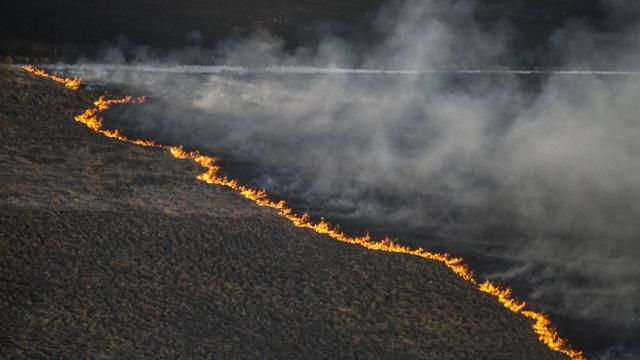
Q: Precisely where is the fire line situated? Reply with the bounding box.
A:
[22,66,585,360]
[23,65,81,90]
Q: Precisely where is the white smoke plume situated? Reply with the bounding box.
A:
[50,0,640,357]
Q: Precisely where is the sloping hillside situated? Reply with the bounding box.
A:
[0,66,565,358]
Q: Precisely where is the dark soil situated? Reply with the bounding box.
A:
[0,65,565,359]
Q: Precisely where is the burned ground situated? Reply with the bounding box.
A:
[0,66,567,358]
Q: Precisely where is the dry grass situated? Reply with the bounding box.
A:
[0,65,563,359]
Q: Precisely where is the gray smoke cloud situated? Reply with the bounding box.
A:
[60,0,640,356]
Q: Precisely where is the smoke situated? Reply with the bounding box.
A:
[61,0,639,356]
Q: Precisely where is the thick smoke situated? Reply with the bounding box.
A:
[66,0,639,356]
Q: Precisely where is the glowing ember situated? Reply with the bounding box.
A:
[23,66,585,360]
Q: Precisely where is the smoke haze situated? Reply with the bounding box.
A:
[58,0,640,357]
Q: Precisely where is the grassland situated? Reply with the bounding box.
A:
[0,65,566,358]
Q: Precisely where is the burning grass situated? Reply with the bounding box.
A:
[12,66,584,359]
[22,65,81,90]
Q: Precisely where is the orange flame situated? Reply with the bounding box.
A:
[24,66,585,360]
[22,65,81,90]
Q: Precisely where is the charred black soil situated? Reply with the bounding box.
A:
[0,66,569,358]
